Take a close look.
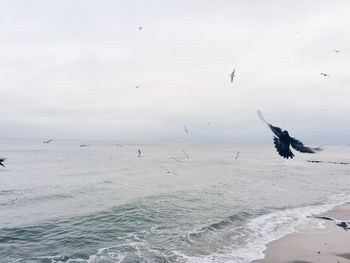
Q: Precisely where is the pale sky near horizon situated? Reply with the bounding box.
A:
[0,0,349,144]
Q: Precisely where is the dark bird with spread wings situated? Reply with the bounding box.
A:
[313,216,350,231]
[0,158,6,167]
[258,111,321,159]
[43,139,53,144]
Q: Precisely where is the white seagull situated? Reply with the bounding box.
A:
[184,126,189,135]
[314,216,350,231]
[230,69,236,83]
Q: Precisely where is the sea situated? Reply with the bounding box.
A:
[0,140,349,263]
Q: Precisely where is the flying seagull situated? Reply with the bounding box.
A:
[11,198,18,206]
[234,151,240,160]
[43,139,53,144]
[0,158,5,167]
[171,157,182,163]
[258,111,321,159]
[313,216,350,231]
[320,73,330,77]
[80,144,88,147]
[138,26,143,31]
[161,167,177,175]
[333,49,341,53]
[230,69,236,83]
[184,126,189,135]
[182,149,190,159]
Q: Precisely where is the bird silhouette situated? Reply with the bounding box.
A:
[184,126,189,135]
[43,139,53,144]
[230,69,236,83]
[0,158,6,167]
[320,73,329,77]
[333,49,341,53]
[258,111,321,159]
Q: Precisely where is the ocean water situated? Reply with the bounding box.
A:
[0,140,349,263]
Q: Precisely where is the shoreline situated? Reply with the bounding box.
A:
[251,203,350,263]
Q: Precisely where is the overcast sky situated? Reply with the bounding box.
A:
[0,0,349,144]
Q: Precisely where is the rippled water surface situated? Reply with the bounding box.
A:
[0,140,349,262]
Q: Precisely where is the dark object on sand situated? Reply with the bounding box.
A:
[0,158,5,167]
[258,111,321,159]
[313,216,350,231]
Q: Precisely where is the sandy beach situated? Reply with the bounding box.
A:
[252,203,350,263]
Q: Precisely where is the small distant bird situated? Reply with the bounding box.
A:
[230,69,236,83]
[11,198,18,205]
[135,86,139,89]
[313,216,350,231]
[258,111,321,159]
[138,26,143,31]
[0,158,6,167]
[320,73,330,77]
[80,144,88,147]
[333,50,341,53]
[171,157,182,163]
[182,149,190,159]
[161,167,177,175]
[235,151,240,160]
[184,126,189,135]
[43,139,53,144]
[138,149,142,157]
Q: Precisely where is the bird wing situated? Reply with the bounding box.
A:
[273,137,294,159]
[268,124,283,137]
[314,216,336,221]
[257,111,283,136]
[290,138,321,153]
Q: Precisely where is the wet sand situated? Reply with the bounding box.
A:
[252,203,350,263]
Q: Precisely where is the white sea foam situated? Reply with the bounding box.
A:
[178,192,350,263]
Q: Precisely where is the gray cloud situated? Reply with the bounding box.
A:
[0,0,349,144]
